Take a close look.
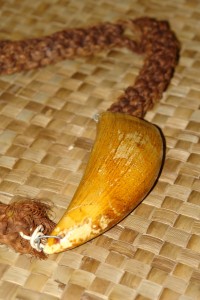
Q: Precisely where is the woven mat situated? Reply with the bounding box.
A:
[0,0,200,299]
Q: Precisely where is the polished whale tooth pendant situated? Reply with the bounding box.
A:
[43,112,163,254]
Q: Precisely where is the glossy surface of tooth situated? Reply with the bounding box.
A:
[44,112,163,254]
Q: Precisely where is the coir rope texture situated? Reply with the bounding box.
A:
[0,17,180,258]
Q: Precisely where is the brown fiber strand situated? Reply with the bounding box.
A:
[0,17,180,257]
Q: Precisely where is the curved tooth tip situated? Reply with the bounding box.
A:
[43,216,111,254]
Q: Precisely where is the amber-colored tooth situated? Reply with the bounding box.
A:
[43,112,163,254]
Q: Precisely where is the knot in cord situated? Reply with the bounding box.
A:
[20,225,46,252]
[20,225,61,252]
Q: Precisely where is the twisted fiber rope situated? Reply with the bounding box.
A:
[0,17,180,258]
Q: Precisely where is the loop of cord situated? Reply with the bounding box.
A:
[0,17,180,118]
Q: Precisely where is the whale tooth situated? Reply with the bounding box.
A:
[43,112,163,254]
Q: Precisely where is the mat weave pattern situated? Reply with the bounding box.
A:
[0,0,199,299]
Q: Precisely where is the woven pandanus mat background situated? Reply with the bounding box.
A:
[0,0,199,299]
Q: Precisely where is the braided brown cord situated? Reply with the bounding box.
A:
[0,17,179,117]
[108,18,180,116]
[0,17,180,257]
